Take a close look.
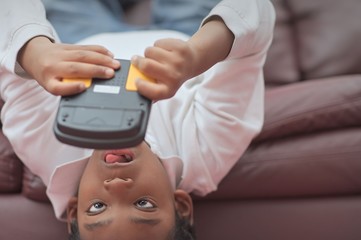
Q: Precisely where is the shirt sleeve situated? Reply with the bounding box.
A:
[146,0,276,196]
[0,0,90,203]
[0,0,58,75]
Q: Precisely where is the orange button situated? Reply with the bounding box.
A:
[126,64,155,91]
[62,78,92,88]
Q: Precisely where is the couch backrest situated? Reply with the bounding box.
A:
[264,0,361,86]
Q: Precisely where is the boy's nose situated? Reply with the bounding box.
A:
[103,178,134,193]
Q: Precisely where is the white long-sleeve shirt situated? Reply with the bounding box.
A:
[0,0,275,220]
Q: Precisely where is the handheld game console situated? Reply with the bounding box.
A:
[53,59,154,149]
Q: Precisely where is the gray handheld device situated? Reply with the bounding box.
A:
[53,59,154,149]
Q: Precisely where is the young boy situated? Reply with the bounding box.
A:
[1,0,275,239]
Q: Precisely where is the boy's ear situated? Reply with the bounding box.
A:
[66,196,78,234]
[174,189,194,225]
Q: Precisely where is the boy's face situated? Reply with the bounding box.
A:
[67,142,192,239]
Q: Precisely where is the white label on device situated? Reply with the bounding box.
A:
[93,85,121,94]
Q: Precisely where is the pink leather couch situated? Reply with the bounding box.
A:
[1,0,361,239]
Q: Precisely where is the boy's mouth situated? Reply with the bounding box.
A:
[104,149,134,164]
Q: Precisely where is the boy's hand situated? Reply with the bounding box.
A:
[131,17,234,102]
[131,38,199,101]
[17,36,120,96]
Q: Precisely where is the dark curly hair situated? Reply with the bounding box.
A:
[69,211,196,240]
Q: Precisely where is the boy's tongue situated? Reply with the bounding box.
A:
[105,154,120,163]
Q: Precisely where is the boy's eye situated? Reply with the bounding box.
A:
[135,199,156,210]
[88,202,107,214]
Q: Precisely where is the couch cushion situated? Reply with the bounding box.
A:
[22,166,50,202]
[197,75,361,200]
[0,195,68,240]
[0,131,23,193]
[256,75,361,142]
[289,0,361,79]
[201,127,361,200]
[264,0,300,85]
[265,0,361,85]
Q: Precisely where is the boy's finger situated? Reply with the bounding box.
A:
[46,79,87,96]
[61,50,120,69]
[135,78,172,101]
[131,56,167,81]
[63,44,115,57]
[153,38,184,51]
[144,46,172,63]
[58,62,116,80]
